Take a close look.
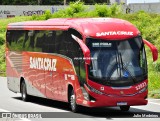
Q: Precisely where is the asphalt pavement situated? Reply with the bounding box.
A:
[0,77,160,121]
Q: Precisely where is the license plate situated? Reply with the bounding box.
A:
[117,102,127,106]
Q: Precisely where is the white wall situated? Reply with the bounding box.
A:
[0,3,160,19]
[0,5,65,18]
[110,0,126,4]
[128,3,160,13]
[0,5,126,19]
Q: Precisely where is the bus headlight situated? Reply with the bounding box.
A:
[139,85,148,93]
[87,85,103,95]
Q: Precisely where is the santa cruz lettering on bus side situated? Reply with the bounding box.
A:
[30,57,57,71]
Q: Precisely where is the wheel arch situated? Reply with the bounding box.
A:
[20,77,25,93]
[67,84,74,102]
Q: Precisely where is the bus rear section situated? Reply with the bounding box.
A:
[6,18,158,112]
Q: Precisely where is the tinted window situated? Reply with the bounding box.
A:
[66,29,86,85]
[6,30,26,51]
[87,37,147,87]
[44,31,56,53]
[6,29,86,85]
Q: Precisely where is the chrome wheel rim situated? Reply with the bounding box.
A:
[70,93,75,110]
[22,83,26,100]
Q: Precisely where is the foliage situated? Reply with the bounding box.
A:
[32,10,52,20]
[149,89,160,98]
[0,44,6,76]
[32,2,122,19]
[0,2,160,98]
[93,4,112,17]
[53,2,87,18]
[0,34,5,45]
[0,16,32,76]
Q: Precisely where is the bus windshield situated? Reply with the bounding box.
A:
[86,37,147,87]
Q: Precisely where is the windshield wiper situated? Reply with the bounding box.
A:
[118,53,137,84]
[107,52,122,81]
[116,51,121,77]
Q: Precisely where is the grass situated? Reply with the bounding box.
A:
[0,16,32,76]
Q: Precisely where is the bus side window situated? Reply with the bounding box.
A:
[79,49,86,86]
[55,31,66,54]
[45,31,56,53]
[66,29,82,59]
[17,31,25,51]
[6,31,11,47]
[34,30,44,52]
[23,30,29,49]
[7,30,25,51]
[25,30,35,51]
[66,30,80,73]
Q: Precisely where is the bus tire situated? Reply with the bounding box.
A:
[21,81,29,101]
[120,106,130,111]
[69,89,78,113]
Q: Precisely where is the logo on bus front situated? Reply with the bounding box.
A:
[30,57,57,71]
[92,42,112,47]
[96,31,134,37]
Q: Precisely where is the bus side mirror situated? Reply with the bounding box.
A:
[143,39,158,62]
[71,34,91,65]
[83,48,91,65]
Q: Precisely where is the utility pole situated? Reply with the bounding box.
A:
[64,0,66,5]
[125,0,127,5]
[38,0,42,5]
[107,0,110,4]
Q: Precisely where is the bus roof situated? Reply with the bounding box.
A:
[8,18,140,40]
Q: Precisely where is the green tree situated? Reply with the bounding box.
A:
[70,0,110,4]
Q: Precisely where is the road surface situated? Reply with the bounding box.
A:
[0,77,160,121]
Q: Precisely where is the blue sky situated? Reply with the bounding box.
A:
[127,0,160,4]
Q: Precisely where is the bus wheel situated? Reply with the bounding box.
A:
[21,81,29,101]
[120,106,130,111]
[69,90,78,113]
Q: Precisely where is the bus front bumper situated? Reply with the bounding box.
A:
[77,90,148,107]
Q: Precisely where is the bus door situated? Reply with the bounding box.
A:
[72,46,86,99]
[70,33,88,100]
[78,48,87,99]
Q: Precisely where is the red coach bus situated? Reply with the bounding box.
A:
[6,18,158,112]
